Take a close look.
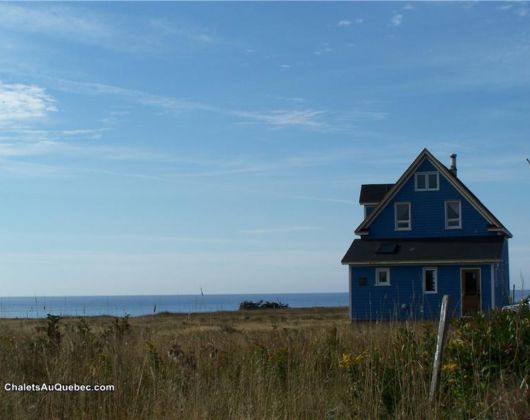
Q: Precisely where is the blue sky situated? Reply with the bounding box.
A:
[0,2,529,296]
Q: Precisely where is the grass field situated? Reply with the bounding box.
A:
[1,307,529,419]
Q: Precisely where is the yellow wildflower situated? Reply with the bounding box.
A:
[449,338,465,347]
[339,352,353,369]
[442,362,458,372]
[339,351,367,369]
[353,350,368,365]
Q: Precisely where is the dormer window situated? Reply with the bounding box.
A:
[415,172,439,191]
[395,202,411,230]
[445,200,462,229]
[364,204,376,218]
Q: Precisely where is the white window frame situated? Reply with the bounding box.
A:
[422,267,438,294]
[415,172,439,191]
[375,268,390,286]
[445,200,462,229]
[394,202,411,231]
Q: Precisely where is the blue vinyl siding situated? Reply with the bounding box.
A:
[367,160,496,239]
[349,264,493,320]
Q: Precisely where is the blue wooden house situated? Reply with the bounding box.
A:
[341,149,511,320]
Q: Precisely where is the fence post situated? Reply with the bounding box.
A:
[429,294,450,402]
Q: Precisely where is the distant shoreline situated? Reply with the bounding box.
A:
[0,292,350,319]
[0,305,350,321]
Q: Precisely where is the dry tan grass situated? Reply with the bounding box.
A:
[0,308,527,419]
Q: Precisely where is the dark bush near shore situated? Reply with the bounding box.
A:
[239,300,289,310]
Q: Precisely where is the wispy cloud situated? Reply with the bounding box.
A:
[0,159,68,178]
[0,82,56,126]
[42,77,387,131]
[498,1,528,16]
[53,79,216,113]
[0,4,128,50]
[314,44,333,55]
[338,18,363,26]
[240,226,320,235]
[336,110,388,122]
[391,14,403,27]
[148,18,217,44]
[8,127,107,139]
[0,3,218,53]
[232,109,327,129]
[272,96,305,104]
[286,195,352,204]
[55,79,340,130]
[280,64,292,69]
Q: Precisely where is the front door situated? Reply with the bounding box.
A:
[461,269,481,316]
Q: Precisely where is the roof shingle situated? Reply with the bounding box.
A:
[341,236,504,265]
[359,183,394,204]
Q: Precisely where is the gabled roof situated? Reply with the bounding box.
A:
[354,148,512,238]
[341,236,504,265]
[359,184,394,204]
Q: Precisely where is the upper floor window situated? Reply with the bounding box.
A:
[395,202,411,230]
[415,172,439,191]
[445,200,462,229]
[375,268,390,286]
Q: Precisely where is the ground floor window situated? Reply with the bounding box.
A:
[423,267,437,293]
[375,268,390,286]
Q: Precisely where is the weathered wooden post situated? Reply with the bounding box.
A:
[429,294,450,402]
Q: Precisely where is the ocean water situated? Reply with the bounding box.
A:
[0,293,349,318]
[1,290,528,319]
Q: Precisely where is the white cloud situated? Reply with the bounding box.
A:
[355,18,364,24]
[0,82,56,125]
[391,14,403,27]
[403,4,415,10]
[280,64,292,69]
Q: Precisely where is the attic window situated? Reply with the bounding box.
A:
[415,172,439,191]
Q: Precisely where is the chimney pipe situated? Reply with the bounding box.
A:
[449,153,457,177]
